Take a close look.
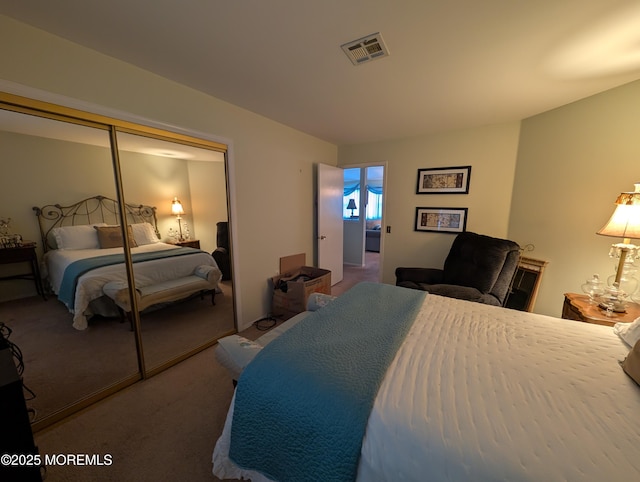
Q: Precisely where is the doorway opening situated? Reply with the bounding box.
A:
[333,165,384,295]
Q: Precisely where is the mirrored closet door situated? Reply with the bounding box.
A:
[115,131,235,373]
[0,93,236,431]
[0,108,140,429]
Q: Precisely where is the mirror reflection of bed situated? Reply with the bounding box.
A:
[0,107,236,430]
[33,194,230,367]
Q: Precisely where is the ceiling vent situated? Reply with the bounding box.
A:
[341,32,390,66]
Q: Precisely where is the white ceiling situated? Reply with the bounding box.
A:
[3,0,640,145]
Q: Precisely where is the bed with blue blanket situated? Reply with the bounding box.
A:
[34,195,221,330]
[45,242,219,330]
[212,282,640,481]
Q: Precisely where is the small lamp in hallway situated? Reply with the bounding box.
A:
[347,199,357,218]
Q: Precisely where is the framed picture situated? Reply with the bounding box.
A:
[414,207,468,233]
[416,166,471,194]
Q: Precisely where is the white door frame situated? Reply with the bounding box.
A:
[341,161,387,282]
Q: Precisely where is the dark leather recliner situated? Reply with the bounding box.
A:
[395,231,520,306]
[212,221,232,281]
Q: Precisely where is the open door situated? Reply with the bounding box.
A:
[317,163,344,285]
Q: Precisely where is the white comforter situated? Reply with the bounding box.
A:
[44,242,217,330]
[213,292,640,481]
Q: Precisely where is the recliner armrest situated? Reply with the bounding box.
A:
[395,267,444,285]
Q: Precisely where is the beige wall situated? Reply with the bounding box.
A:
[340,80,640,319]
[509,79,640,317]
[119,149,194,239]
[0,131,116,247]
[1,16,338,329]
[188,159,228,254]
[339,122,521,285]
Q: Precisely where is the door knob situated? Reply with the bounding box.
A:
[319,235,327,240]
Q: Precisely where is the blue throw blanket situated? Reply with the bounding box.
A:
[229,282,426,482]
[58,247,201,309]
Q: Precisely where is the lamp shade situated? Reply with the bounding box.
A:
[171,197,185,216]
[597,184,640,240]
[347,199,357,210]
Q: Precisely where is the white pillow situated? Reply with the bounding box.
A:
[51,223,106,250]
[306,292,337,311]
[131,223,160,245]
[614,317,640,347]
[216,335,263,373]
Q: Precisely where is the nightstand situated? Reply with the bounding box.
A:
[176,239,200,249]
[0,242,46,299]
[562,293,640,327]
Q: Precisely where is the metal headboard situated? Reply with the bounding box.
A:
[33,195,159,252]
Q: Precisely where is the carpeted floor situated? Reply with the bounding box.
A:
[332,251,380,296]
[0,281,235,427]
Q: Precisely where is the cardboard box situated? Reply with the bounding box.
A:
[271,253,331,318]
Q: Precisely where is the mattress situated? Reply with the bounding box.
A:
[213,289,640,481]
[44,242,218,330]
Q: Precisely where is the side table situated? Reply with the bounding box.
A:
[0,242,46,300]
[562,293,640,327]
[176,239,200,249]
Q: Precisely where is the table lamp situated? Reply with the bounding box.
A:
[171,197,186,241]
[597,183,640,301]
[347,199,357,218]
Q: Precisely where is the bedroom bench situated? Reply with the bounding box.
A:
[103,264,221,327]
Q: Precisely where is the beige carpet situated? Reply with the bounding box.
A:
[35,345,235,481]
[332,251,380,296]
[0,281,235,427]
